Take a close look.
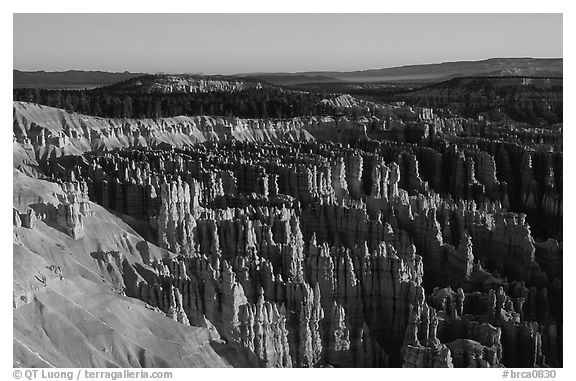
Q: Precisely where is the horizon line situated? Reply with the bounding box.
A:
[13,56,563,76]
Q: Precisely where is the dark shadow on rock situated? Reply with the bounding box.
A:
[89,251,106,261]
[136,240,151,265]
[209,341,263,368]
[28,202,69,235]
[133,262,160,285]
[107,209,158,243]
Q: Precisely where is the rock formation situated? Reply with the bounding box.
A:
[13,94,561,368]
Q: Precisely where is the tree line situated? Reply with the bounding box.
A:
[13,87,358,119]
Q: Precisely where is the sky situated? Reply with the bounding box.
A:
[13,13,563,74]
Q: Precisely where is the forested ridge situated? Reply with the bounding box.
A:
[13,86,342,119]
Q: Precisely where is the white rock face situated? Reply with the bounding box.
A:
[12,101,316,160]
[121,74,258,94]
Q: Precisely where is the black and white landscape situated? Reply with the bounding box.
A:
[13,13,562,368]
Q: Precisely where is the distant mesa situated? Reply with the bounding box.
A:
[241,57,563,85]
